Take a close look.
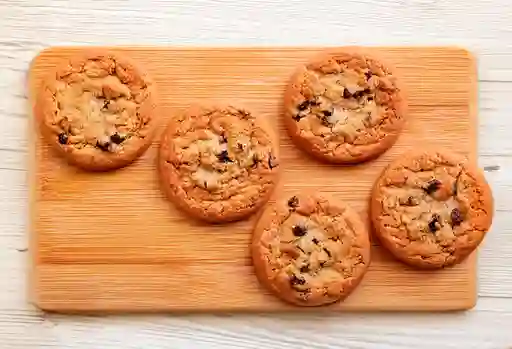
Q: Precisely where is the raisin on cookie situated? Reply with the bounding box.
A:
[370,150,494,269]
[35,50,159,171]
[158,104,279,223]
[284,48,407,164]
[251,194,370,306]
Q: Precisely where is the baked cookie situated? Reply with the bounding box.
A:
[35,50,159,171]
[159,104,279,223]
[252,194,370,306]
[370,150,493,269]
[284,48,407,163]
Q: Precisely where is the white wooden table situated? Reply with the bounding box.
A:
[1,1,511,347]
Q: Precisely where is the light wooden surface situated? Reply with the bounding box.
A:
[29,47,477,313]
[1,0,512,347]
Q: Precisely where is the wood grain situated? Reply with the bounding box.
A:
[28,46,477,313]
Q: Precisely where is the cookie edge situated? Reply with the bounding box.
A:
[34,49,160,171]
[369,149,494,269]
[158,102,280,223]
[251,193,371,306]
[283,47,408,164]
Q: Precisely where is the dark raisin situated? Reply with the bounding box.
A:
[110,133,125,144]
[365,71,373,80]
[268,153,277,169]
[300,265,309,273]
[217,150,233,163]
[292,225,307,237]
[237,143,244,151]
[424,179,441,195]
[343,89,352,99]
[287,196,299,208]
[102,100,110,110]
[353,91,364,99]
[428,213,441,233]
[320,261,326,267]
[58,133,68,145]
[320,116,332,127]
[323,110,332,116]
[290,274,306,286]
[451,208,463,226]
[323,248,332,257]
[96,140,110,152]
[219,133,227,143]
[297,101,309,111]
[367,96,374,101]
[311,238,319,245]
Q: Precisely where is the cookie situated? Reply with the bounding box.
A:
[158,104,279,223]
[251,194,370,306]
[35,50,159,171]
[284,48,407,163]
[370,149,494,269]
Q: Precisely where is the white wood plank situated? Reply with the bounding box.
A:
[0,298,510,349]
[1,0,512,81]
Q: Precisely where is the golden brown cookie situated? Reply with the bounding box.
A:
[35,50,159,171]
[252,194,370,306]
[370,149,494,269]
[284,48,407,163]
[158,104,279,223]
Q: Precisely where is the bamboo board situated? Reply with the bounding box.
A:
[28,47,477,312]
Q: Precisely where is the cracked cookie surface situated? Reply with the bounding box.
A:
[159,104,279,223]
[284,49,407,163]
[370,150,493,269]
[252,194,370,306]
[36,50,158,171]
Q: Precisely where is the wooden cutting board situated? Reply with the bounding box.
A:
[28,47,477,312]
